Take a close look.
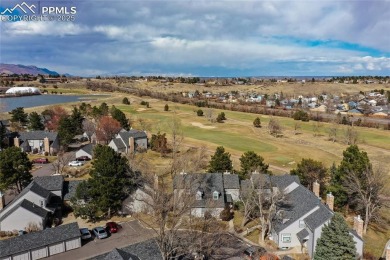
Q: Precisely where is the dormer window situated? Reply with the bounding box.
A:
[213,191,219,200]
[196,190,203,200]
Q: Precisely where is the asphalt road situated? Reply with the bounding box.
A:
[46,220,156,260]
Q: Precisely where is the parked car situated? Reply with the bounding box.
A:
[68,161,84,167]
[93,227,108,239]
[76,156,91,161]
[32,158,49,164]
[106,222,119,233]
[80,228,92,240]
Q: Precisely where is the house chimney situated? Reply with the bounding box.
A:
[0,190,5,210]
[43,137,50,154]
[14,137,20,147]
[129,137,135,154]
[353,215,364,238]
[224,170,230,174]
[326,192,334,211]
[313,181,320,198]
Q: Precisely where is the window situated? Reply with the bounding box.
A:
[299,220,305,228]
[281,234,291,243]
[213,191,219,200]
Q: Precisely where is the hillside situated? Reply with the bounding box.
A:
[0,63,59,76]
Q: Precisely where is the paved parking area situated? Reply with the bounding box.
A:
[46,220,156,260]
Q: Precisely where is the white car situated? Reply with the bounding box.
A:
[68,161,83,167]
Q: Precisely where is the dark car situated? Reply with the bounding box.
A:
[32,158,49,164]
[76,156,91,161]
[106,222,119,233]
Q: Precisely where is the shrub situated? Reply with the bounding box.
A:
[293,110,309,121]
[122,97,130,105]
[253,117,261,128]
[220,207,234,221]
[164,104,169,111]
[197,109,204,116]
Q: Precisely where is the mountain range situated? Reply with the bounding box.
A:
[0,64,60,76]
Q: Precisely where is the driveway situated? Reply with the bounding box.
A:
[46,220,156,260]
[32,162,55,177]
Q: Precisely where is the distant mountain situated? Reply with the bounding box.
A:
[0,63,60,76]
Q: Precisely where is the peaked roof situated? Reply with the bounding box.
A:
[117,130,147,147]
[350,229,364,242]
[270,174,300,190]
[80,143,94,156]
[273,185,321,233]
[92,239,163,260]
[18,131,58,141]
[0,222,80,258]
[34,175,64,191]
[223,174,240,189]
[296,228,309,243]
[0,199,50,222]
[304,204,333,231]
[112,138,126,150]
[104,248,140,260]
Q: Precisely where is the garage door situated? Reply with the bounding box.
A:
[49,243,64,256]
[31,247,48,260]
[65,239,80,251]
[12,252,29,260]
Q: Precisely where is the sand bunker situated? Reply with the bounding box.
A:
[191,122,216,129]
[137,108,146,112]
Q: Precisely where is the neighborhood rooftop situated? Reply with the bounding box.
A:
[34,175,64,192]
[0,222,80,258]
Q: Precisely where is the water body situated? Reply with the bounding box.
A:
[0,94,109,112]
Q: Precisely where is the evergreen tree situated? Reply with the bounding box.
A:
[208,146,232,173]
[110,107,130,131]
[0,124,5,149]
[9,107,28,125]
[329,145,370,208]
[290,158,328,195]
[122,97,130,105]
[70,107,84,134]
[253,117,261,128]
[0,147,33,193]
[58,116,76,148]
[239,151,268,179]
[314,213,357,260]
[99,102,109,116]
[197,109,204,116]
[28,112,44,130]
[86,145,134,217]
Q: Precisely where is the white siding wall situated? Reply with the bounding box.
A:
[311,222,329,256]
[31,247,48,260]
[48,242,65,256]
[12,253,30,260]
[0,207,44,232]
[75,149,92,159]
[225,189,240,201]
[191,208,204,217]
[50,190,62,197]
[65,238,81,251]
[108,140,119,152]
[351,233,363,258]
[0,257,12,260]
[277,206,319,248]
[126,189,153,213]
[0,191,47,219]
[306,228,315,257]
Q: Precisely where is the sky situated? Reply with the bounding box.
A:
[1,0,390,77]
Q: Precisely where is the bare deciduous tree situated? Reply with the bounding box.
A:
[328,121,338,142]
[52,151,73,175]
[267,117,282,137]
[82,119,96,143]
[205,108,215,123]
[344,126,359,145]
[293,121,301,135]
[344,167,389,234]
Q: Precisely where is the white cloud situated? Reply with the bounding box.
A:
[3,21,87,36]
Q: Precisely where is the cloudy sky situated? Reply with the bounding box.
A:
[1,0,390,76]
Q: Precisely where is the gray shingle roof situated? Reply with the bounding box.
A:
[173,173,226,208]
[118,130,147,147]
[270,174,300,190]
[0,199,50,222]
[112,138,126,150]
[63,180,83,200]
[296,229,309,243]
[0,222,80,258]
[80,143,94,156]
[304,204,333,231]
[18,131,58,141]
[273,185,321,233]
[251,174,271,189]
[104,248,140,260]
[34,175,64,192]
[223,174,240,189]
[91,239,163,260]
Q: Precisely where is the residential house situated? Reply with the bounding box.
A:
[14,130,60,155]
[75,143,94,160]
[266,174,363,259]
[108,129,148,154]
[173,172,240,218]
[0,222,81,260]
[0,175,64,232]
